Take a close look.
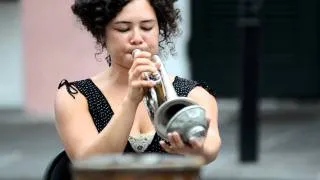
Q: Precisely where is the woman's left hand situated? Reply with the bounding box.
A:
[159,131,205,155]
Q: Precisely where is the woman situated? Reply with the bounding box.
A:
[55,0,221,165]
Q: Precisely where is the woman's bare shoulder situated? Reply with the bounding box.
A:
[54,79,88,116]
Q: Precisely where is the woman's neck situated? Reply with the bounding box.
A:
[105,63,130,86]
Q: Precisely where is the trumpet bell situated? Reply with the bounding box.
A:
[154,97,208,143]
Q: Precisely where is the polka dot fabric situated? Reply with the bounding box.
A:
[73,79,113,133]
[58,76,215,153]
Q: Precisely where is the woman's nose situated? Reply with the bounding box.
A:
[130,30,144,45]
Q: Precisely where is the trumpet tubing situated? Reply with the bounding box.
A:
[132,49,208,143]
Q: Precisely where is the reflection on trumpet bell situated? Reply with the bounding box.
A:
[154,97,208,143]
[165,104,209,143]
[131,49,209,144]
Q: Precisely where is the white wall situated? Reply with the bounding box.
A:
[0,2,23,109]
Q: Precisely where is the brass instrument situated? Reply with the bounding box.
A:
[132,49,208,144]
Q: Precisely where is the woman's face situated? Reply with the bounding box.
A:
[105,0,159,69]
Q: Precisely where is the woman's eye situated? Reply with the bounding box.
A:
[142,27,153,31]
[117,28,129,32]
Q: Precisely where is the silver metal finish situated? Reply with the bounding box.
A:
[132,49,209,143]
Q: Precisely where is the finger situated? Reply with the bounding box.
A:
[129,59,160,76]
[189,137,203,149]
[131,80,156,88]
[133,57,154,65]
[160,140,174,153]
[131,49,152,68]
[172,132,185,149]
[167,133,176,148]
[131,65,158,79]
[154,62,161,69]
[133,50,152,59]
[131,58,155,71]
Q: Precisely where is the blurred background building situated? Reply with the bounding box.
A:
[0,0,319,179]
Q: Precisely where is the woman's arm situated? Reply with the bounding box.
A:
[159,86,221,164]
[188,86,221,163]
[55,51,159,161]
[54,86,139,161]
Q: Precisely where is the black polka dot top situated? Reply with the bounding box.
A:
[58,76,215,154]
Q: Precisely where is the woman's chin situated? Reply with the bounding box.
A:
[122,56,134,68]
[125,54,134,63]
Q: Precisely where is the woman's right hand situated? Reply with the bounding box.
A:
[126,50,160,104]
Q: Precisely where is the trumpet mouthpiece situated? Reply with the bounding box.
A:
[132,49,141,57]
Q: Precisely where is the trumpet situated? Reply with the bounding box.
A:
[132,49,209,144]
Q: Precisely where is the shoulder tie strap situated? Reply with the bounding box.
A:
[58,79,79,99]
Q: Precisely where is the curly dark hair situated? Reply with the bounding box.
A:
[71,0,181,57]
